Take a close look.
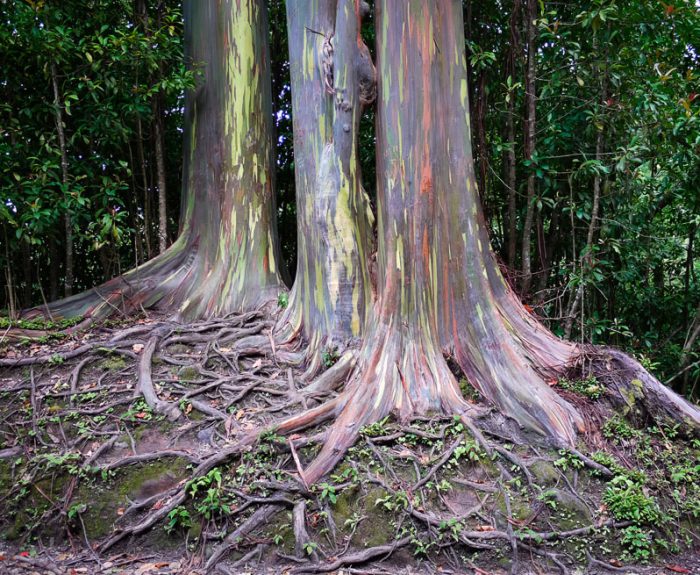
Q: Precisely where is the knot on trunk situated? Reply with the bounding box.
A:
[357,41,377,107]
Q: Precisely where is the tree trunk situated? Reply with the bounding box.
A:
[282,0,699,483]
[279,0,375,362]
[25,0,284,322]
[520,0,537,295]
[136,115,153,260]
[564,49,609,340]
[154,2,168,254]
[505,0,521,268]
[153,96,168,254]
[50,60,73,297]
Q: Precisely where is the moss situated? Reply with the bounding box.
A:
[494,492,531,527]
[531,460,559,485]
[100,356,126,371]
[542,488,592,531]
[73,458,189,540]
[332,487,394,548]
[177,366,199,382]
[0,460,12,495]
[263,509,294,554]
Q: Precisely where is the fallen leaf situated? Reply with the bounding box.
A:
[18,551,30,557]
[154,563,170,568]
[132,343,144,353]
[116,507,125,516]
[135,412,148,419]
[665,566,690,574]
[475,525,495,532]
[185,403,193,415]
[609,559,623,567]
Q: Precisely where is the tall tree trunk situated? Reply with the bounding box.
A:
[154,2,168,254]
[534,200,561,302]
[136,116,153,260]
[520,0,537,296]
[564,46,609,340]
[296,0,580,482]
[153,96,168,254]
[505,0,521,267]
[280,0,699,483]
[25,0,284,322]
[50,60,73,297]
[21,240,32,308]
[127,140,145,267]
[279,0,375,362]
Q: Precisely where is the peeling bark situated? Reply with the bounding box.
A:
[284,0,698,483]
[23,0,284,322]
[278,0,375,362]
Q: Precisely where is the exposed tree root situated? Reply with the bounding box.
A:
[571,346,700,434]
[1,312,699,574]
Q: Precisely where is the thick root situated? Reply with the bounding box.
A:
[573,346,700,433]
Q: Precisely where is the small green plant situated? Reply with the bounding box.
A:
[603,476,660,524]
[277,292,289,309]
[620,525,653,562]
[558,375,603,400]
[48,354,65,366]
[553,450,584,472]
[67,503,87,521]
[602,415,639,441]
[303,541,318,555]
[360,416,391,437]
[375,490,410,512]
[438,518,464,541]
[451,439,484,464]
[318,482,337,504]
[321,346,339,368]
[538,490,558,510]
[343,512,363,531]
[165,506,193,535]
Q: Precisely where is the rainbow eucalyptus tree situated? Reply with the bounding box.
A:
[279,0,700,482]
[22,0,284,323]
[277,0,376,373]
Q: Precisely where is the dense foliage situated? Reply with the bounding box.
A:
[1,0,698,397]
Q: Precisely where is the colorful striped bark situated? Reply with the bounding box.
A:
[23,0,284,322]
[279,0,374,362]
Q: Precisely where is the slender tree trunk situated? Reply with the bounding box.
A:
[505,0,521,267]
[564,46,609,340]
[127,140,144,267]
[154,3,168,254]
[520,0,537,295]
[3,225,17,319]
[48,238,59,302]
[50,60,73,297]
[153,97,168,254]
[534,200,561,302]
[21,240,32,308]
[136,116,153,260]
[279,0,375,360]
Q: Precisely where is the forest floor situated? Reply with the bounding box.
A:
[0,311,698,575]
